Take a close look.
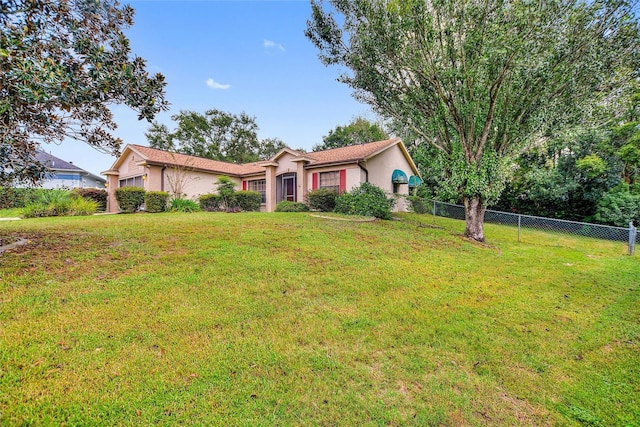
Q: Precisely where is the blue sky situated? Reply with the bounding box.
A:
[47,0,374,176]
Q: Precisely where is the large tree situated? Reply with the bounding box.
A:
[146,109,287,163]
[312,116,388,151]
[1,0,168,186]
[306,0,639,241]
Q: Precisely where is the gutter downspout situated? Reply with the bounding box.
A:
[357,160,369,183]
[161,165,167,191]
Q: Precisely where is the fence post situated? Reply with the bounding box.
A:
[518,215,522,243]
[433,200,436,224]
[630,221,637,256]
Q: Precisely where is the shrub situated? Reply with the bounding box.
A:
[234,191,261,212]
[595,184,640,226]
[0,187,39,209]
[334,182,395,219]
[145,191,169,213]
[216,176,237,210]
[22,190,70,218]
[115,187,145,213]
[407,196,431,214]
[275,201,309,212]
[68,197,99,216]
[306,188,338,212]
[72,188,107,211]
[199,194,222,211]
[169,198,201,213]
[21,190,98,218]
[21,203,50,218]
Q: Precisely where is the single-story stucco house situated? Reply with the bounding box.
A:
[32,151,106,189]
[102,138,420,213]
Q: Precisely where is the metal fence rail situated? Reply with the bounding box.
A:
[428,200,638,255]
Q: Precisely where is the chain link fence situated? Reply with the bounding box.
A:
[426,200,638,255]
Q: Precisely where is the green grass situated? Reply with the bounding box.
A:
[0,212,638,426]
[0,208,23,218]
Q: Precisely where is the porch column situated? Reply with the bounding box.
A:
[296,160,307,203]
[265,165,277,212]
[104,172,119,213]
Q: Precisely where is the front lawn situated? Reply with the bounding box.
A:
[0,212,638,425]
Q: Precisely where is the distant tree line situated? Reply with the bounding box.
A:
[145,109,286,164]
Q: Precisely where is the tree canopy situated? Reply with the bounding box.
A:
[306,0,640,241]
[312,116,388,151]
[1,0,168,186]
[146,109,287,164]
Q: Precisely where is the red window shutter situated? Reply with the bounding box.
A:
[312,173,318,190]
[339,169,347,193]
[242,180,247,191]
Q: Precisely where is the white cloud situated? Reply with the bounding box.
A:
[263,39,285,52]
[205,78,231,90]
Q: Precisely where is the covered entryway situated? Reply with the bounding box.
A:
[276,172,296,202]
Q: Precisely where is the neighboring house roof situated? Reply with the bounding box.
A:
[36,151,106,183]
[36,151,84,172]
[104,138,419,177]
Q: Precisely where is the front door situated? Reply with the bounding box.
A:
[282,175,296,201]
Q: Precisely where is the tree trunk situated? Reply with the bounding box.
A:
[463,196,486,242]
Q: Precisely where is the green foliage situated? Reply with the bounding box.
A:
[22,190,97,218]
[496,128,622,221]
[169,198,201,213]
[275,201,309,212]
[146,110,287,163]
[614,119,640,183]
[234,191,261,212]
[200,188,261,212]
[306,0,639,239]
[0,187,38,209]
[68,197,99,217]
[115,187,145,213]
[334,182,394,219]
[216,176,237,211]
[72,188,107,212]
[1,0,167,186]
[595,184,640,227]
[144,191,169,213]
[446,146,508,206]
[199,193,222,212]
[576,155,607,179]
[407,196,431,214]
[258,138,288,160]
[306,188,338,212]
[312,116,388,151]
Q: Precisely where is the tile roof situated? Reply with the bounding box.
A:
[118,138,405,177]
[128,145,264,176]
[302,138,402,166]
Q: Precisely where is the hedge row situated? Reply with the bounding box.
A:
[115,187,146,213]
[198,191,261,212]
[145,191,170,213]
[275,184,395,219]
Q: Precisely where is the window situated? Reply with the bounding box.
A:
[119,175,144,188]
[53,173,80,181]
[247,179,266,203]
[319,171,340,192]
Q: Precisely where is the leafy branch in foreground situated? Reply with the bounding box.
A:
[1,0,168,186]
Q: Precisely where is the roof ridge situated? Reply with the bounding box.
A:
[307,138,400,155]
